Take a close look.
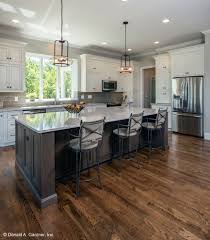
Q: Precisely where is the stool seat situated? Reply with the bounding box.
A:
[113,128,137,137]
[69,138,98,151]
[142,122,162,129]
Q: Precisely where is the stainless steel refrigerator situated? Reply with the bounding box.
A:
[172,76,204,137]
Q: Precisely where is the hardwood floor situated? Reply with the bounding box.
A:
[1,133,210,240]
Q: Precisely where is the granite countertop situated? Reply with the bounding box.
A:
[0,104,66,112]
[15,106,157,134]
[0,103,108,112]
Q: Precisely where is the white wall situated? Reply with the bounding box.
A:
[204,32,210,139]
[133,57,155,107]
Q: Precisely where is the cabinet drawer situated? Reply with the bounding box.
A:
[7,131,15,142]
[7,111,22,119]
[8,119,15,130]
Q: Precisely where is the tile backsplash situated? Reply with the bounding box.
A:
[0,92,123,108]
[0,92,25,108]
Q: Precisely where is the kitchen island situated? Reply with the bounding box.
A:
[15,106,168,208]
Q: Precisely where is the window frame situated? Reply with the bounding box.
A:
[25,52,78,102]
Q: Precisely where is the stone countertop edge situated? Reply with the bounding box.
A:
[15,107,157,134]
[0,104,66,112]
[0,103,108,112]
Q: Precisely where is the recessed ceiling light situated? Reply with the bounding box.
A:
[162,18,170,24]
[12,19,20,24]
[128,48,132,52]
[19,8,35,18]
[101,42,108,45]
[121,0,128,2]
[154,41,160,45]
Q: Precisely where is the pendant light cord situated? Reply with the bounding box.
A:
[124,23,127,56]
[61,0,63,41]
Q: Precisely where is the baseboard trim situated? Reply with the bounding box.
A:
[204,133,210,140]
[16,161,57,208]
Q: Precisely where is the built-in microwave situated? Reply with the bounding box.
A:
[102,80,117,92]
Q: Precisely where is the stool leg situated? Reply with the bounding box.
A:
[128,136,131,159]
[161,127,165,150]
[87,151,90,177]
[149,129,152,158]
[76,151,82,197]
[96,148,102,189]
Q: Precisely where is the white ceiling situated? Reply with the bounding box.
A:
[0,0,210,55]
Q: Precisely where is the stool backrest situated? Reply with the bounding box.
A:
[155,109,167,128]
[80,118,105,145]
[128,111,144,134]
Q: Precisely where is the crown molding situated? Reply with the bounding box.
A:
[202,29,210,35]
[0,24,122,58]
[132,38,203,59]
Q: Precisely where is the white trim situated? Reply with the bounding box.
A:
[204,133,210,140]
[133,39,203,59]
[139,65,155,108]
[202,29,210,35]
[0,37,27,47]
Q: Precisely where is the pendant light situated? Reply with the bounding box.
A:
[120,21,132,73]
[54,0,69,67]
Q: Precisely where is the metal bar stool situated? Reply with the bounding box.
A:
[113,112,144,168]
[68,117,105,197]
[142,108,167,157]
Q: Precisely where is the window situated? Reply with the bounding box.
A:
[25,53,78,101]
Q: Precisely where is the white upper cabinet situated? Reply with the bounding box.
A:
[81,54,134,97]
[0,39,25,92]
[169,44,204,77]
[0,64,8,90]
[9,64,22,90]
[0,46,8,63]
[8,47,23,63]
[154,54,171,104]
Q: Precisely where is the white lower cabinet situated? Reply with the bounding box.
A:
[151,104,172,129]
[0,110,22,147]
[0,112,6,144]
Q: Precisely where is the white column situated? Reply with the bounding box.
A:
[203,30,210,140]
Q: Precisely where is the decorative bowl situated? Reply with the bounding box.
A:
[64,103,85,114]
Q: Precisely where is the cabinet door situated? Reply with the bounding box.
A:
[0,64,9,90]
[156,67,171,103]
[8,47,22,64]
[119,72,133,96]
[0,46,8,63]
[0,113,5,143]
[171,47,204,77]
[9,64,22,90]
[86,71,101,92]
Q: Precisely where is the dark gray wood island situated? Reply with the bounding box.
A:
[15,107,168,208]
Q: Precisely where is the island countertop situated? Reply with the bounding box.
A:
[15,106,157,134]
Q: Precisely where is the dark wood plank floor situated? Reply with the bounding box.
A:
[1,133,210,240]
